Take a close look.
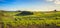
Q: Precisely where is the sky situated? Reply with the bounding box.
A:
[0,0,60,11]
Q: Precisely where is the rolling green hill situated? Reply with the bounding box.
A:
[0,10,60,28]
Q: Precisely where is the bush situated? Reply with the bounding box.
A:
[16,11,33,16]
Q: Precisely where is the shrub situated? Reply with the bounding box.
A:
[16,11,33,16]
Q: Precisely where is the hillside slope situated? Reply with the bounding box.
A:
[0,11,60,28]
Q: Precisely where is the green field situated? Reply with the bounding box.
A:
[0,11,60,28]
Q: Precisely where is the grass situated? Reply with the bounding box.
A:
[0,11,60,28]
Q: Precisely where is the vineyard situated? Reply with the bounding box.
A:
[0,11,60,28]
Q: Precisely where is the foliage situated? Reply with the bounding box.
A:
[16,11,33,16]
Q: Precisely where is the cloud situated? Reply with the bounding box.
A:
[54,0,60,4]
[46,0,54,2]
[46,0,60,5]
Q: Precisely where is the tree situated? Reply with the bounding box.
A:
[54,9,57,12]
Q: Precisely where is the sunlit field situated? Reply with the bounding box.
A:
[0,10,60,28]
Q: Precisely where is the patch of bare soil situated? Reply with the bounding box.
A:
[0,24,60,28]
[6,24,16,28]
[0,23,3,28]
[16,24,60,28]
[17,25,27,28]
